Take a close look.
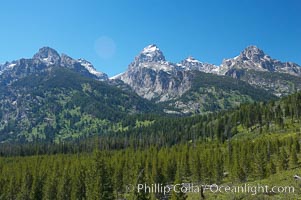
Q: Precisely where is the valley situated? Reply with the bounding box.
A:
[0,45,301,199]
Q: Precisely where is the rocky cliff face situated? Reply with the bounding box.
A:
[0,47,108,85]
[2,45,298,116]
[177,56,218,73]
[112,44,301,105]
[219,46,301,96]
[116,45,192,102]
[219,46,301,77]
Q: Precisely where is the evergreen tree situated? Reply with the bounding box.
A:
[6,175,19,200]
[57,167,72,200]
[278,149,289,171]
[18,168,33,200]
[30,172,44,200]
[189,151,202,183]
[289,146,299,168]
[72,164,86,200]
[253,151,267,179]
[43,166,59,200]
[114,159,124,199]
[164,155,177,184]
[133,168,150,200]
[152,156,165,200]
[294,138,300,153]
[267,160,277,176]
[170,164,187,200]
[86,151,114,200]
[231,151,246,182]
[213,150,224,183]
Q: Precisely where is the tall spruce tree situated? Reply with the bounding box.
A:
[133,168,150,200]
[171,164,187,200]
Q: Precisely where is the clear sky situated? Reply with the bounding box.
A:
[0,0,300,77]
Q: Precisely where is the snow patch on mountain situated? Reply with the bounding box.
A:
[77,58,107,79]
[142,44,160,54]
[109,72,125,80]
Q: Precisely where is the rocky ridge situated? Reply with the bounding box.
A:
[0,47,108,85]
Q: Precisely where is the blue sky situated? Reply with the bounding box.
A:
[0,0,300,77]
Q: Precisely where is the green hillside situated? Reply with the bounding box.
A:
[161,71,277,114]
[0,68,160,143]
[1,69,301,200]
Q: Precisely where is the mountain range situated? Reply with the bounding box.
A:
[112,44,301,112]
[0,47,108,83]
[0,45,300,142]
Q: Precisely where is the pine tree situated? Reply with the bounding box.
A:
[267,160,276,176]
[57,167,72,200]
[18,168,33,200]
[164,155,177,184]
[114,159,124,199]
[213,150,224,184]
[170,164,187,200]
[43,167,59,200]
[289,146,299,168]
[133,168,150,200]
[152,156,165,200]
[6,175,18,200]
[29,172,44,200]
[181,146,191,180]
[253,151,267,179]
[294,138,300,153]
[87,151,114,200]
[278,149,289,171]
[72,164,86,200]
[189,151,202,183]
[232,158,246,182]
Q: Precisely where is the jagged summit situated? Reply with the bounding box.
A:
[0,47,108,82]
[33,47,60,58]
[219,45,301,77]
[1,44,301,116]
[185,56,201,63]
[178,56,218,73]
[77,58,108,80]
[142,44,161,54]
[33,47,61,65]
[242,45,264,54]
[240,45,266,61]
[130,44,166,67]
